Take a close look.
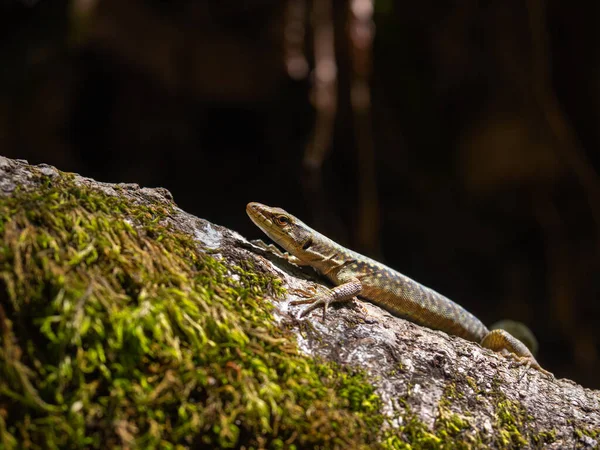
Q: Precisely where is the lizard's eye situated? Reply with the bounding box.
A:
[275,215,291,226]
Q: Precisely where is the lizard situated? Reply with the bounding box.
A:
[246,201,551,376]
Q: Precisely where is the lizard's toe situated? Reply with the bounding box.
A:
[297,297,330,319]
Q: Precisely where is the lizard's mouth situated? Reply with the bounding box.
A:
[246,202,279,240]
[246,202,270,226]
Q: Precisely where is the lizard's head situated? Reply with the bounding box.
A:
[246,202,314,256]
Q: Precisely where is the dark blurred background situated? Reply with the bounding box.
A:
[1,0,598,387]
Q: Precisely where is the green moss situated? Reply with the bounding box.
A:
[379,396,476,450]
[465,376,478,393]
[379,399,438,450]
[387,361,406,377]
[492,393,556,449]
[574,426,600,440]
[432,384,473,448]
[0,172,384,449]
[434,406,473,448]
[439,383,463,406]
[495,400,529,448]
[533,429,557,446]
[379,379,558,450]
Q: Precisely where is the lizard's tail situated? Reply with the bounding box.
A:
[489,319,539,356]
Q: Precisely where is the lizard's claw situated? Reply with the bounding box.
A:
[290,295,332,320]
[289,285,334,320]
[290,279,362,321]
[501,350,554,380]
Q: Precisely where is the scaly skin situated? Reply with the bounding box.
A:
[246,202,551,376]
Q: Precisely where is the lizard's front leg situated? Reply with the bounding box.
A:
[290,278,362,320]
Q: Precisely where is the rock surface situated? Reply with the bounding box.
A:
[1,156,599,448]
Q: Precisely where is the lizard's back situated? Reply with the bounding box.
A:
[328,250,489,342]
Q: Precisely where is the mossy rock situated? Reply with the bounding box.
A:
[0,170,383,449]
[0,160,595,450]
